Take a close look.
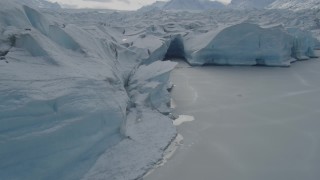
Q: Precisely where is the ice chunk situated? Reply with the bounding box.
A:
[183,23,318,66]
[287,27,318,59]
[128,61,177,114]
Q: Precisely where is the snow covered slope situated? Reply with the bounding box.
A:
[164,0,205,10]
[139,0,226,11]
[229,0,276,9]
[138,1,167,12]
[18,0,61,9]
[201,0,227,9]
[229,0,320,10]
[268,0,320,11]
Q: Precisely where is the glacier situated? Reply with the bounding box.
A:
[268,0,320,11]
[139,0,226,11]
[228,0,320,10]
[185,23,317,66]
[0,1,176,180]
[229,0,276,9]
[1,0,320,180]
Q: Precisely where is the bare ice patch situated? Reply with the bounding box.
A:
[173,115,195,126]
[143,134,184,178]
[170,98,177,108]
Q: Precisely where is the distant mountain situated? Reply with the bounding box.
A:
[139,0,226,11]
[138,1,167,12]
[268,0,320,11]
[18,0,61,9]
[229,0,276,9]
[164,0,205,10]
[140,0,320,11]
[200,0,227,10]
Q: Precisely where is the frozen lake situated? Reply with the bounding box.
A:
[145,54,320,180]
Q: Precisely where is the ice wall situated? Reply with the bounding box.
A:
[187,23,294,66]
[0,2,176,180]
[185,23,317,66]
[287,28,318,59]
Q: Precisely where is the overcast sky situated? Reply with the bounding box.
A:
[48,0,231,10]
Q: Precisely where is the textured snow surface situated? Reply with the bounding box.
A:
[187,23,316,66]
[229,0,320,10]
[1,1,320,180]
[164,0,226,11]
[139,0,226,11]
[229,0,276,9]
[0,1,176,180]
[268,0,320,11]
[134,8,319,66]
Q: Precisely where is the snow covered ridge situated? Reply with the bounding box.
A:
[0,1,319,180]
[268,0,320,11]
[229,0,320,10]
[143,0,320,11]
[17,0,61,9]
[229,0,276,9]
[139,0,226,11]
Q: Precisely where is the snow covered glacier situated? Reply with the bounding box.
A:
[0,1,176,180]
[1,1,320,180]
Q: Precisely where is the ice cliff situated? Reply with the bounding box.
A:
[185,23,317,66]
[0,1,176,180]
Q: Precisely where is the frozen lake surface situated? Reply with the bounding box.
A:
[146,55,320,180]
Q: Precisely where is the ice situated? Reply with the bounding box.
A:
[83,108,176,180]
[16,34,50,57]
[1,1,320,180]
[268,0,320,11]
[186,23,317,66]
[23,5,50,35]
[229,0,276,9]
[229,0,320,10]
[128,60,177,114]
[287,28,318,60]
[0,1,176,180]
[48,25,81,51]
[173,115,195,126]
[164,0,225,11]
[139,0,226,11]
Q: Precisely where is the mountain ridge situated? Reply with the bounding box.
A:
[18,0,61,9]
[139,0,226,11]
